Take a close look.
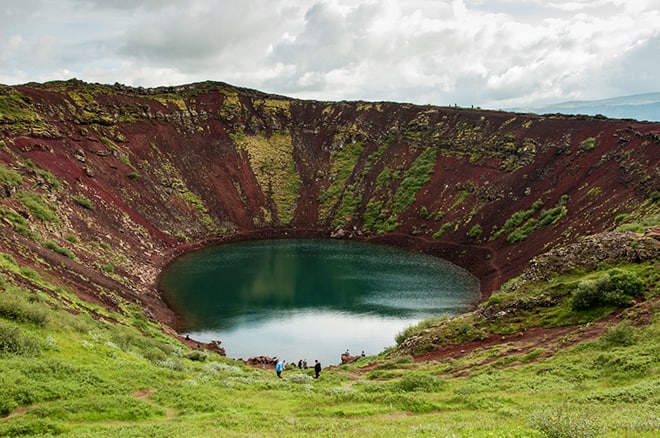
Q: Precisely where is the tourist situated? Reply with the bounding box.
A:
[276,359,285,379]
[314,360,321,379]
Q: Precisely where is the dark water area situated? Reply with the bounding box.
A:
[159,239,480,365]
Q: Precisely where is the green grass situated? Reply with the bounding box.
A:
[363,147,438,234]
[15,191,60,224]
[0,164,23,188]
[72,194,95,210]
[492,196,568,243]
[318,141,365,222]
[0,250,658,437]
[391,147,437,215]
[232,131,301,225]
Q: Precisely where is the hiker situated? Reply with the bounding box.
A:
[298,359,303,369]
[302,359,307,369]
[276,359,285,378]
[314,360,321,379]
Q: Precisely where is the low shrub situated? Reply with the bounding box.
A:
[0,288,49,326]
[20,267,42,282]
[0,164,23,187]
[529,407,602,438]
[371,355,414,371]
[468,224,483,239]
[601,320,637,346]
[571,269,644,310]
[72,194,94,210]
[383,393,437,413]
[44,240,75,259]
[393,372,446,392]
[0,320,44,356]
[0,418,68,437]
[186,350,208,362]
[287,373,314,384]
[581,380,660,404]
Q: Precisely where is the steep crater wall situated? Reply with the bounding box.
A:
[0,80,658,326]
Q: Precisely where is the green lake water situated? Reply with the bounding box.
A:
[159,239,480,365]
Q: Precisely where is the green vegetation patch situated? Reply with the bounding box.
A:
[232,131,301,224]
[0,252,656,436]
[318,141,365,222]
[44,240,75,259]
[392,147,438,215]
[579,136,598,152]
[0,89,44,128]
[571,268,645,311]
[0,164,23,188]
[15,191,60,224]
[364,147,438,234]
[0,285,49,327]
[72,194,95,210]
[493,195,568,243]
[23,160,63,191]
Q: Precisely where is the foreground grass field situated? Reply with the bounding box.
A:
[0,251,658,437]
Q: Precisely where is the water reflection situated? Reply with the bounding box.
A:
[160,239,480,364]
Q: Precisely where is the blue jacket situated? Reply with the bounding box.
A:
[276,361,284,372]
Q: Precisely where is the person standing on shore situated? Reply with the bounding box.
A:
[314,360,321,379]
[276,359,285,379]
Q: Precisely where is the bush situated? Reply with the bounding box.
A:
[468,224,483,239]
[582,380,659,404]
[601,320,637,346]
[287,373,314,384]
[20,267,42,282]
[394,372,446,392]
[571,269,644,310]
[607,268,645,296]
[0,288,49,326]
[0,419,68,437]
[529,407,602,438]
[383,393,437,413]
[571,278,606,310]
[0,320,43,356]
[186,350,208,362]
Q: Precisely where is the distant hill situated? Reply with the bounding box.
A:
[513,92,660,122]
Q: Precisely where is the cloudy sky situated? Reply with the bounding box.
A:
[1,0,659,108]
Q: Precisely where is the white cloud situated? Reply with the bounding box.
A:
[0,0,658,108]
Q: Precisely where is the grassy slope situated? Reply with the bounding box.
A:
[1,242,658,437]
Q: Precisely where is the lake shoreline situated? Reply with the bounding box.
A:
[159,230,490,362]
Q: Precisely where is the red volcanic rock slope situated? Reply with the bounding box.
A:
[0,79,658,325]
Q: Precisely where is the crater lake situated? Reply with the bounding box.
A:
[159,239,481,365]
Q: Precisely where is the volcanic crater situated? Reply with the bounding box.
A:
[0,79,658,339]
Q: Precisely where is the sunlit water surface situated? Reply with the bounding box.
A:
[159,239,480,365]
